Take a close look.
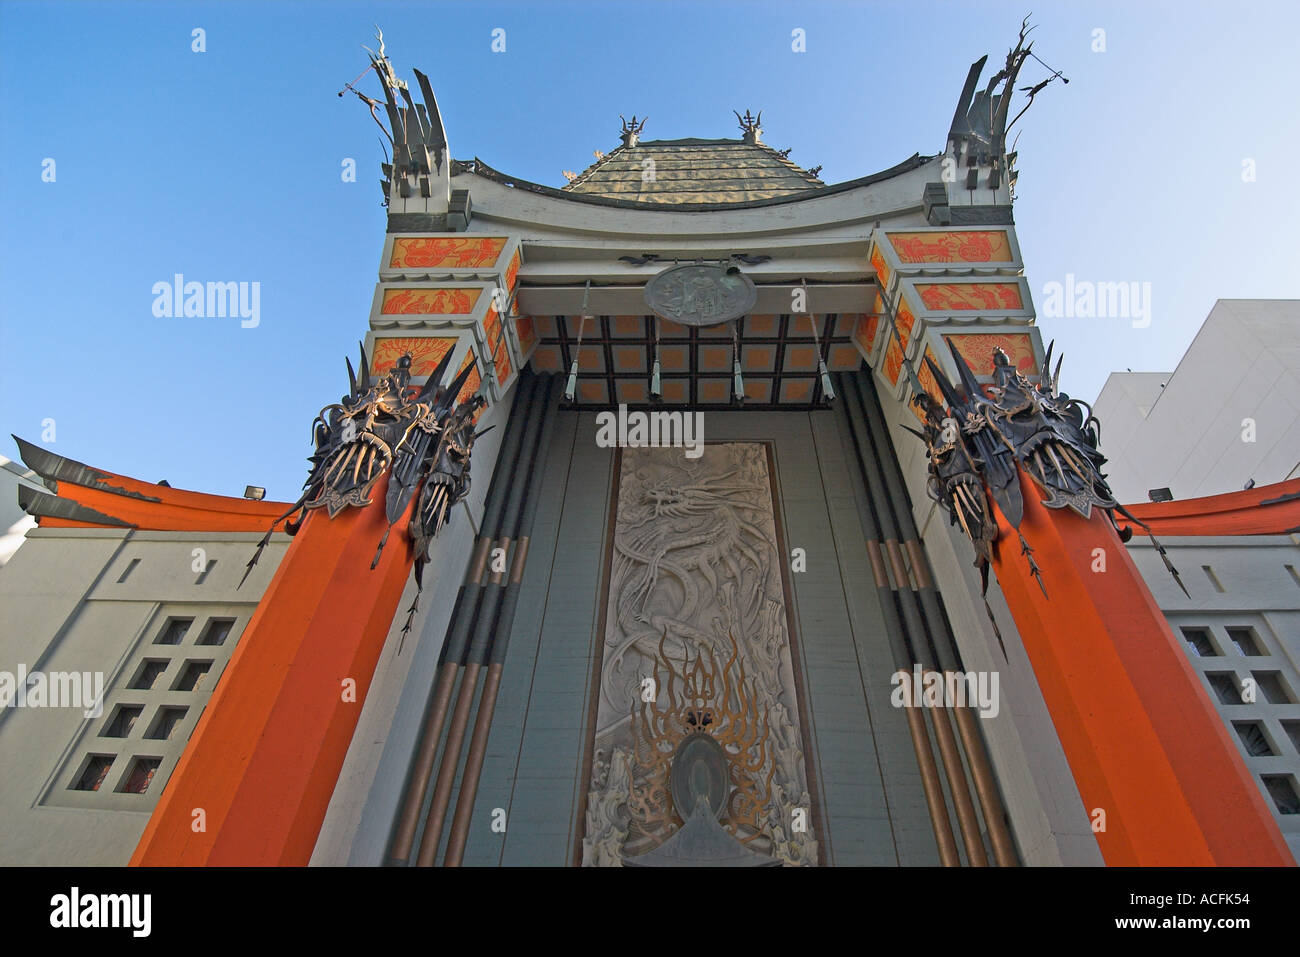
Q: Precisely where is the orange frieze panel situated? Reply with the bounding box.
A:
[513,315,537,355]
[887,230,1012,263]
[944,333,1037,376]
[883,336,904,386]
[854,307,880,357]
[381,288,481,315]
[369,336,458,378]
[390,237,507,269]
[895,303,917,350]
[456,348,483,410]
[483,307,512,383]
[912,347,944,420]
[916,282,1023,311]
[870,245,891,290]
[504,248,521,291]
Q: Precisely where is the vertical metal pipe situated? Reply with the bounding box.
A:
[388,373,539,865]
[444,375,560,866]
[416,373,549,865]
[386,537,488,864]
[857,372,1019,866]
[836,374,960,866]
[844,372,988,865]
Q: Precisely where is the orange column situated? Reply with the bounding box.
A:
[131,477,414,866]
[992,470,1292,865]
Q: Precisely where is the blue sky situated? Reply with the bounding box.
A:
[2,0,1297,501]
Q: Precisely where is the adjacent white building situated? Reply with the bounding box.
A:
[1095,299,1300,504]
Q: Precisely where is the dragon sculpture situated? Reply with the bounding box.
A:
[909,341,1188,656]
[240,343,488,636]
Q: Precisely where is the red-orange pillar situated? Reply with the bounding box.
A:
[131,477,414,866]
[992,470,1291,865]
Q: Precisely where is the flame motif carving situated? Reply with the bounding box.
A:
[624,632,776,857]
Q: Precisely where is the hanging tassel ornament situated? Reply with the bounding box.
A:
[649,316,662,400]
[731,321,745,403]
[564,280,592,403]
[803,282,834,403]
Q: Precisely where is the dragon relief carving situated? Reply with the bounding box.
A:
[581,443,817,866]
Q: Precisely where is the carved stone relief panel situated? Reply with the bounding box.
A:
[581,442,817,866]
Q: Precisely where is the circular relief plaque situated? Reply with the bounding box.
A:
[670,732,730,820]
[645,263,757,327]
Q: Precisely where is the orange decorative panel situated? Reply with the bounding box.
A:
[616,380,649,404]
[658,379,688,403]
[659,344,689,372]
[456,349,483,416]
[916,283,1022,311]
[744,315,778,337]
[870,245,891,289]
[390,237,507,270]
[503,248,521,290]
[912,346,944,420]
[944,333,1037,376]
[783,345,817,373]
[887,230,1012,263]
[698,379,730,403]
[483,307,512,383]
[895,303,917,349]
[578,379,609,404]
[613,346,644,373]
[612,316,644,337]
[883,337,904,386]
[826,343,861,371]
[514,315,536,354]
[779,380,813,403]
[855,313,880,355]
[529,345,562,372]
[741,344,777,372]
[381,288,481,315]
[698,344,731,373]
[577,344,605,374]
[369,336,459,378]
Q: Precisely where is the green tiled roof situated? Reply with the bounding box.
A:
[563,138,824,205]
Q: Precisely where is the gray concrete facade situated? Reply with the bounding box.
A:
[0,526,288,865]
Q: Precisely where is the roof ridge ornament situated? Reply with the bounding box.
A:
[946,15,1067,191]
[619,114,647,148]
[734,109,763,145]
[340,26,452,209]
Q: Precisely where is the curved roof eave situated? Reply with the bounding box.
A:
[450,152,936,213]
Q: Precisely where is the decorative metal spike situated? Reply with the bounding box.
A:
[732,359,745,402]
[650,357,661,400]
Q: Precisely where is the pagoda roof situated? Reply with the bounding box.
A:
[561,137,825,205]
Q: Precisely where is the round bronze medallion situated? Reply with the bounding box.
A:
[645,263,757,327]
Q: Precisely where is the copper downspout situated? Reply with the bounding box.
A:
[840,378,960,865]
[905,540,1018,867]
[867,540,961,866]
[861,372,1018,868]
[443,375,559,865]
[386,536,490,863]
[844,371,989,866]
[443,539,526,866]
[387,373,538,865]
[415,374,549,865]
[884,538,988,868]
